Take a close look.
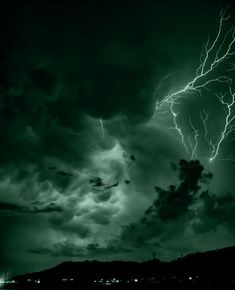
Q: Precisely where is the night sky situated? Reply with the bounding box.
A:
[0,0,235,276]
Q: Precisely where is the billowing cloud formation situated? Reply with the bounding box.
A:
[120,160,212,244]
[27,160,235,265]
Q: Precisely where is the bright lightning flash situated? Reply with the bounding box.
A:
[153,9,235,162]
[99,117,105,138]
[210,88,235,161]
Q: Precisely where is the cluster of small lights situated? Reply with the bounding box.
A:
[153,9,235,163]
[26,278,40,284]
[93,277,141,285]
[94,278,121,285]
[61,278,74,282]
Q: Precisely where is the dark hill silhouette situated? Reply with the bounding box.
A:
[8,245,235,289]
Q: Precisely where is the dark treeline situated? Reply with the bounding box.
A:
[7,245,235,289]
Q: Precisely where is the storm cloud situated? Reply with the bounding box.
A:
[0,0,235,275]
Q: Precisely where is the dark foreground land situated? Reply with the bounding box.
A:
[5,245,235,289]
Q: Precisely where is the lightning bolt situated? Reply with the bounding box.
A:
[168,99,189,154]
[99,117,105,138]
[209,88,235,162]
[153,72,176,118]
[189,116,199,160]
[199,109,216,154]
[153,9,235,162]
[227,62,235,72]
[188,135,193,151]
[200,109,210,144]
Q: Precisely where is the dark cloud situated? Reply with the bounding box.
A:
[0,201,22,211]
[29,160,217,261]
[89,177,119,192]
[89,177,105,188]
[116,159,233,255]
[33,204,63,214]
[30,240,131,259]
[30,241,86,258]
[0,200,62,214]
[192,191,235,234]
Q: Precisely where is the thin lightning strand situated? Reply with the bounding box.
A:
[200,109,210,144]
[99,117,104,138]
[198,9,230,75]
[154,9,235,162]
[168,99,189,153]
[189,117,199,160]
[209,88,235,161]
[199,109,215,154]
[188,135,193,151]
[227,62,235,72]
[153,72,176,118]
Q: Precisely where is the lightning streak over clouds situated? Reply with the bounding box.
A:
[210,87,235,161]
[99,117,105,138]
[153,9,235,162]
[199,109,211,146]
[189,116,199,160]
[1,0,235,276]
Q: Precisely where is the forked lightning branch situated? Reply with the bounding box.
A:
[153,9,235,163]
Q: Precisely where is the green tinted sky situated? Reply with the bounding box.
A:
[0,0,235,275]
